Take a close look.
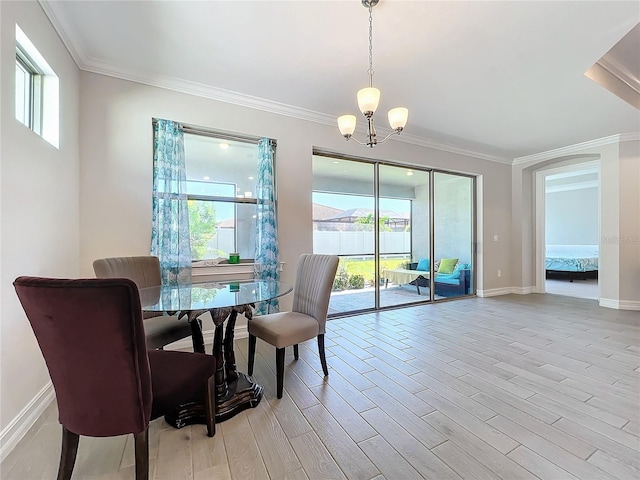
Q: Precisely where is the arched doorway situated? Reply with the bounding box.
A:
[534,158,600,300]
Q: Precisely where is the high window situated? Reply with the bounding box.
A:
[15,46,41,130]
[15,24,59,148]
[183,130,260,262]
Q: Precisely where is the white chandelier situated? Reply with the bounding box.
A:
[337,0,408,148]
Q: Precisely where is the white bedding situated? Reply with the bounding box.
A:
[545,245,598,272]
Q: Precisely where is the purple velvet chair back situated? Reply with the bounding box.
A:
[13,277,152,437]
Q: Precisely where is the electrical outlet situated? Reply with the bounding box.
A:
[498,269,502,277]
[493,235,499,241]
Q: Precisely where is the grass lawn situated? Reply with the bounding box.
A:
[338,257,410,285]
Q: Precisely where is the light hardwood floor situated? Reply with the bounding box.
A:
[545,279,598,300]
[2,294,639,479]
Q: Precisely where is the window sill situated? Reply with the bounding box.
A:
[191,261,284,280]
[192,262,255,278]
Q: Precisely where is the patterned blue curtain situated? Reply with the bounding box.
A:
[150,119,192,285]
[254,138,279,314]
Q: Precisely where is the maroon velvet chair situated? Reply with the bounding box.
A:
[13,276,217,480]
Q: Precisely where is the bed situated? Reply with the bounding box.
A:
[545,244,598,282]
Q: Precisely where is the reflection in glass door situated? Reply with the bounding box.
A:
[312,156,375,316]
[378,165,431,308]
[433,173,474,299]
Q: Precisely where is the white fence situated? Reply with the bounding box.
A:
[313,231,410,255]
[204,229,412,258]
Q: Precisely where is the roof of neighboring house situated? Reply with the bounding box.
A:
[312,203,344,221]
[216,218,235,228]
[217,205,409,226]
[322,208,409,223]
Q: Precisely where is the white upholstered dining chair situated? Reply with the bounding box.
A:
[247,254,339,398]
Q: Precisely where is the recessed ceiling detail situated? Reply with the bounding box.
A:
[585,23,640,110]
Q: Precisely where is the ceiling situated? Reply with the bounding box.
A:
[40,0,640,163]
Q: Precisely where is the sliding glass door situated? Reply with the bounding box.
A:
[312,152,475,316]
[378,165,430,308]
[433,172,474,299]
[312,156,376,315]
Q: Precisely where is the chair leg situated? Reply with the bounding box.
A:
[276,347,285,399]
[57,426,79,480]
[318,334,329,377]
[134,429,149,480]
[293,344,299,360]
[248,334,257,376]
[204,375,217,437]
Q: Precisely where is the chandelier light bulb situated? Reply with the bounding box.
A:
[388,107,408,131]
[338,115,357,136]
[357,87,381,115]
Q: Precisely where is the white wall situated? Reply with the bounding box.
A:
[546,187,598,245]
[616,140,640,305]
[0,0,80,447]
[78,72,513,294]
[512,139,640,308]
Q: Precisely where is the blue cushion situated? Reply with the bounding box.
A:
[436,271,461,280]
[416,258,430,271]
[436,263,470,283]
[434,277,460,285]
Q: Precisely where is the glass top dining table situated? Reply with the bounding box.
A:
[139,279,293,315]
[139,278,293,424]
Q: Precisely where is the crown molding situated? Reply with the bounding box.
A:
[38,0,86,68]
[598,57,640,95]
[619,131,640,142]
[39,0,511,166]
[80,59,512,165]
[513,132,640,165]
[380,131,511,164]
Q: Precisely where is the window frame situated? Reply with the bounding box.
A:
[186,194,258,260]
[182,124,268,263]
[15,24,59,148]
[15,45,43,133]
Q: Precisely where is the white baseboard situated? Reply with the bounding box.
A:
[478,288,639,309]
[1,382,54,463]
[477,286,537,297]
[600,298,640,311]
[511,286,536,295]
[477,287,513,297]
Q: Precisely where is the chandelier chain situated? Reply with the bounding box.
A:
[336,0,407,147]
[368,4,374,87]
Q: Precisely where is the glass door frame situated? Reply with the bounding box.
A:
[312,149,476,317]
